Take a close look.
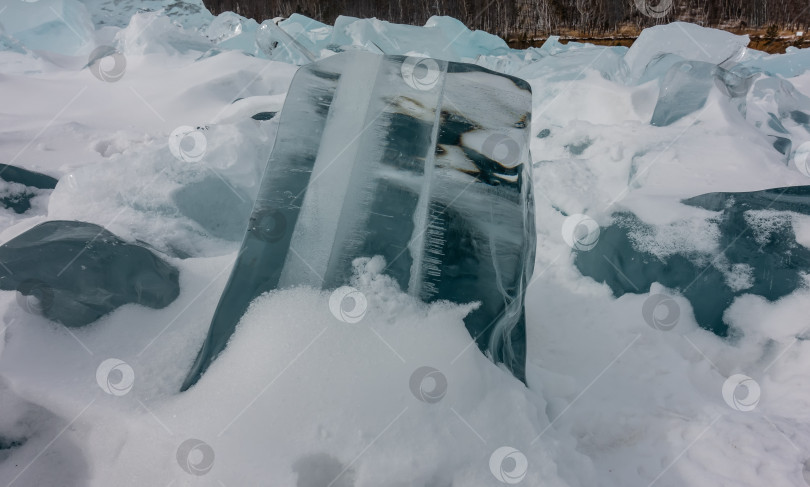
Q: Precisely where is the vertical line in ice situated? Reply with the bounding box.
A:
[278,52,383,288]
[407,67,447,298]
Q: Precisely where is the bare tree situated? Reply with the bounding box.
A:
[201,0,810,39]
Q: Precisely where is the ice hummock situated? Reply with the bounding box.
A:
[0,0,95,56]
[573,186,810,335]
[250,13,516,65]
[183,51,536,390]
[623,22,749,83]
[0,221,179,327]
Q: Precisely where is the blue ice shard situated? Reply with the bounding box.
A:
[182,52,536,390]
[0,221,179,327]
[651,61,716,127]
[172,175,254,241]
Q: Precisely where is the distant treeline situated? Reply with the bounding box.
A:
[201,0,810,38]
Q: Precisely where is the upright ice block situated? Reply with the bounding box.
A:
[182,52,535,390]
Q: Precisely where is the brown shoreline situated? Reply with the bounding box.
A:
[506,30,810,54]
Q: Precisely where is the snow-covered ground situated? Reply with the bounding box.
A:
[2,1,810,486]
